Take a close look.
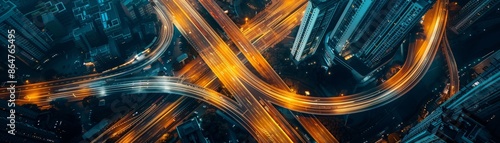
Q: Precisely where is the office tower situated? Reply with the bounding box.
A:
[323,0,380,67]
[403,58,500,142]
[290,0,339,64]
[327,0,375,57]
[357,0,433,68]
[450,0,500,34]
[0,0,53,67]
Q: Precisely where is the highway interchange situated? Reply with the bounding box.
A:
[0,0,453,142]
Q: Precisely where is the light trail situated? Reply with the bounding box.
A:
[162,0,448,140]
[199,0,336,142]
[162,0,295,141]
[200,0,288,89]
[0,0,449,141]
[240,0,448,115]
[116,96,186,143]
[1,0,448,116]
[441,32,460,99]
[293,112,338,143]
[0,4,174,106]
[103,0,309,141]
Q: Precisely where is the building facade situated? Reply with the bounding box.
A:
[449,0,500,34]
[357,0,433,68]
[291,0,339,64]
[323,0,381,67]
[322,0,433,79]
[0,0,53,68]
[327,0,375,57]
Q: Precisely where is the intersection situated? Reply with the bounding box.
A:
[0,0,450,141]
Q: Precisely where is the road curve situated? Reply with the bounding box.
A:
[239,0,448,115]
[0,4,174,106]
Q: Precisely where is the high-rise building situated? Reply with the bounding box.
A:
[290,0,339,64]
[323,0,380,67]
[358,0,433,68]
[327,0,375,57]
[322,0,433,79]
[449,0,500,34]
[0,0,53,68]
[321,0,432,81]
[403,58,500,142]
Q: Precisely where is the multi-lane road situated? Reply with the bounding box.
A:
[160,0,447,140]
[163,0,301,141]
[0,4,174,107]
[442,32,460,99]
[199,0,288,89]
[0,0,451,141]
[249,0,448,115]
[199,0,338,142]
[2,0,311,141]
